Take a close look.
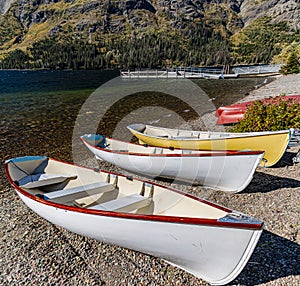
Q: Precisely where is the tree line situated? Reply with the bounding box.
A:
[0,24,232,70]
[0,20,298,70]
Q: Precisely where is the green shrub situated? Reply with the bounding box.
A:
[280,51,300,74]
[231,95,300,132]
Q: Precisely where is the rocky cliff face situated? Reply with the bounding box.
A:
[0,0,298,67]
[1,0,298,35]
[240,0,300,30]
[6,0,243,32]
[0,0,14,14]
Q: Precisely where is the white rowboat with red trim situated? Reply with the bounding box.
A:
[5,156,263,285]
[81,134,264,193]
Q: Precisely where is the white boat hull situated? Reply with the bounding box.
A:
[82,136,263,193]
[17,191,262,285]
[5,156,263,285]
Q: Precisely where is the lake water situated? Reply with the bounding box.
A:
[0,70,272,185]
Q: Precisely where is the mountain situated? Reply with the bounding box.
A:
[0,0,299,69]
[0,0,14,14]
[239,0,300,30]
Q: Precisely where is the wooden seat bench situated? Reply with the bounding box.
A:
[89,194,151,213]
[18,173,77,189]
[41,182,115,203]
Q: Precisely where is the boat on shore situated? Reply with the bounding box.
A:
[216,95,300,125]
[127,124,291,167]
[81,134,264,193]
[6,156,263,286]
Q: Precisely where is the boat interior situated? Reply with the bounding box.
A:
[129,124,286,140]
[7,156,229,220]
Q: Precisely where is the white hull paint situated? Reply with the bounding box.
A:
[81,135,264,193]
[6,156,263,285]
[17,191,262,285]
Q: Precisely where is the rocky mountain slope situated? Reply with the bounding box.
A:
[0,0,299,68]
[240,0,300,30]
[0,0,14,14]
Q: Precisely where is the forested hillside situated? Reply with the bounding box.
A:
[0,0,299,69]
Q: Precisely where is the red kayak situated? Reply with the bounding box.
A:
[216,95,300,125]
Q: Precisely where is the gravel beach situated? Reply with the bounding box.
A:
[0,74,299,286]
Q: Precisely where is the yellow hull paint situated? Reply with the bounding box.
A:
[130,129,290,167]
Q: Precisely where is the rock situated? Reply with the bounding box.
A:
[81,1,101,14]
[75,21,87,32]
[0,0,14,15]
[239,0,300,30]
[48,25,63,37]
[32,10,53,23]
[13,35,23,44]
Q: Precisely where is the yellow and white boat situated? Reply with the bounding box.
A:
[127,124,291,167]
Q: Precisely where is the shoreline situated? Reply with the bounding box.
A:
[237,73,300,102]
[0,74,299,285]
[198,73,300,131]
[184,73,300,284]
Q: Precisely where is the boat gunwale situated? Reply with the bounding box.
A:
[81,136,265,157]
[5,158,263,230]
[127,124,290,141]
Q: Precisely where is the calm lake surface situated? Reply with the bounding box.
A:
[0,69,273,185]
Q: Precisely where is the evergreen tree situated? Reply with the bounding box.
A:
[280,51,300,74]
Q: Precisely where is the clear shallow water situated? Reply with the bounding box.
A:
[0,70,272,174]
[0,70,118,116]
[0,70,118,165]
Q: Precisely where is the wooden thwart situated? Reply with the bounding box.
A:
[19,173,76,189]
[89,194,151,213]
[43,182,115,203]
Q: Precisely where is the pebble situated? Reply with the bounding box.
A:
[0,74,299,285]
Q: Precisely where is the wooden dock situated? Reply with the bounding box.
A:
[120,68,238,79]
[120,65,282,79]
